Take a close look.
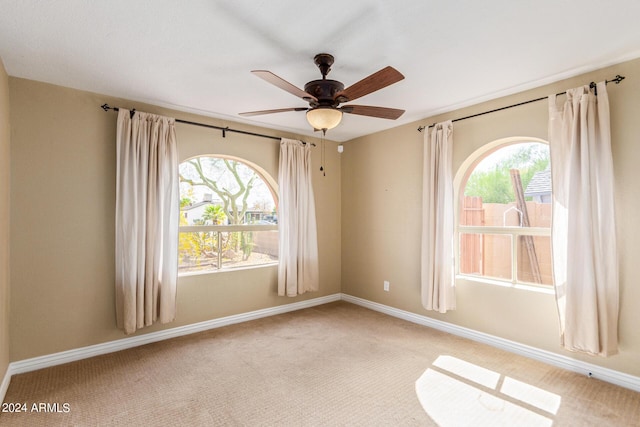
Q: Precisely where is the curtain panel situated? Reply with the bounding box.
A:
[548,82,619,356]
[421,120,456,313]
[115,109,179,334]
[278,138,319,297]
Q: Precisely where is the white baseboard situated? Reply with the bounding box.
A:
[341,293,640,393]
[1,293,341,403]
[0,366,10,405]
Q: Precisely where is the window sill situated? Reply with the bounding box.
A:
[455,274,555,295]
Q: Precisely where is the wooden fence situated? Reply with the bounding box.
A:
[460,196,553,284]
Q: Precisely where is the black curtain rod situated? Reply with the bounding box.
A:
[100,104,314,146]
[417,74,626,132]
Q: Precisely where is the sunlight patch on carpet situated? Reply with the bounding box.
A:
[416,355,561,426]
[433,355,500,389]
[501,376,561,415]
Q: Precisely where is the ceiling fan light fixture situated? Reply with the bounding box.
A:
[306,107,342,131]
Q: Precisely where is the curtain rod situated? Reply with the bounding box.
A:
[417,74,626,132]
[100,104,314,146]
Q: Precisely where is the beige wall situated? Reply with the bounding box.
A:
[9,78,341,361]
[342,57,640,377]
[0,60,10,382]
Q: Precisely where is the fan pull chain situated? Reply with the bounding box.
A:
[320,130,326,176]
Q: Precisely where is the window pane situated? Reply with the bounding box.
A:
[179,157,276,227]
[464,143,550,204]
[220,231,278,269]
[517,235,553,286]
[179,231,220,273]
[178,155,279,274]
[179,230,278,273]
[460,233,512,281]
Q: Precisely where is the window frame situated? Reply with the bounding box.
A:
[453,137,553,290]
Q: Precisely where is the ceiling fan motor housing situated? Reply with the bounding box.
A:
[304,79,344,108]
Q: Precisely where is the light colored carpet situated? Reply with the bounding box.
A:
[2,301,639,426]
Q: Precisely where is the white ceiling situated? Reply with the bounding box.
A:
[1,1,639,142]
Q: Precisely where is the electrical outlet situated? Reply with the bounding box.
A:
[383,281,390,292]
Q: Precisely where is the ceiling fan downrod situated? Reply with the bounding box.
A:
[314,53,334,79]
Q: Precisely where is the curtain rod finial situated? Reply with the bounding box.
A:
[101,103,110,111]
[612,75,625,84]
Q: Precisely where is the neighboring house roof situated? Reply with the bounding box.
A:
[181,200,221,211]
[524,169,552,197]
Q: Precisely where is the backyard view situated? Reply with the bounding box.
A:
[178,156,278,273]
[459,143,553,286]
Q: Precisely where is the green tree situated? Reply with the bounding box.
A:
[202,204,227,225]
[180,196,192,209]
[464,143,549,203]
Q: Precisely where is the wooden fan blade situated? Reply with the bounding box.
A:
[336,66,404,102]
[239,107,308,117]
[340,105,405,120]
[252,70,318,102]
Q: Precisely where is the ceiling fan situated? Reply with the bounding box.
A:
[239,53,405,132]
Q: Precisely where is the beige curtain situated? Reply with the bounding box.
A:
[278,138,319,296]
[115,109,179,334]
[421,120,455,312]
[548,82,619,356]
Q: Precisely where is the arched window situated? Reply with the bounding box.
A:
[178,156,278,274]
[456,139,553,287]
